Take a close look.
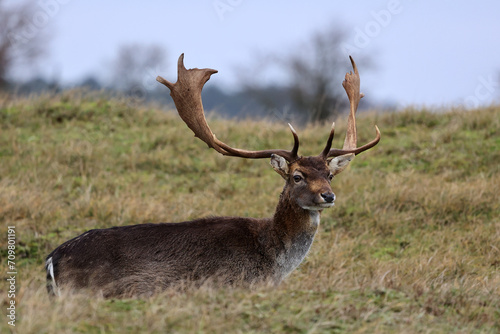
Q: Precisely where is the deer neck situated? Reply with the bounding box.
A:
[272,190,321,238]
[270,185,321,279]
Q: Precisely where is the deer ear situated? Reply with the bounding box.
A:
[270,154,289,179]
[328,153,354,176]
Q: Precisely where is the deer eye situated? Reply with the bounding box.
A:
[293,175,303,183]
[328,174,334,181]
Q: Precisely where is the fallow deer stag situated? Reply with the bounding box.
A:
[45,54,380,298]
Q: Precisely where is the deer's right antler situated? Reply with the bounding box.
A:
[157,54,300,162]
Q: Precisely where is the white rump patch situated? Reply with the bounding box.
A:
[46,257,60,296]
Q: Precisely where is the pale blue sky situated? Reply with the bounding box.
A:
[13,0,500,108]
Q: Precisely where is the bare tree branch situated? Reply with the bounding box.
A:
[240,25,373,123]
[110,43,167,92]
[0,0,50,88]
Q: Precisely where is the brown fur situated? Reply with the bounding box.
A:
[46,156,337,298]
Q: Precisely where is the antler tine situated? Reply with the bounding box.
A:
[320,122,335,159]
[327,125,380,157]
[157,54,300,162]
[288,123,300,158]
[323,56,380,158]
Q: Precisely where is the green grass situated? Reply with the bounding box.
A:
[0,91,499,333]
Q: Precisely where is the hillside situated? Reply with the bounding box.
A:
[0,91,499,333]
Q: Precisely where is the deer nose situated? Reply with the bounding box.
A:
[321,192,335,203]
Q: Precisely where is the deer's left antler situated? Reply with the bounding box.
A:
[320,56,380,159]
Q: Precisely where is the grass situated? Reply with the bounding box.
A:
[0,90,499,333]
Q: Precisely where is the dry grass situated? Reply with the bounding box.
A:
[0,91,499,333]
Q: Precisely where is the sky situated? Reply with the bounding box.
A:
[9,0,500,109]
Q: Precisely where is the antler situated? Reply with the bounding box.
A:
[157,54,300,162]
[320,56,380,159]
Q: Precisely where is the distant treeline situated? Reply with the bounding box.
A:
[4,76,386,126]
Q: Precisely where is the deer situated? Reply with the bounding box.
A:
[45,54,380,298]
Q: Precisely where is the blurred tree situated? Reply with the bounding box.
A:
[79,76,102,91]
[110,44,167,93]
[17,76,59,94]
[241,26,373,123]
[0,0,49,89]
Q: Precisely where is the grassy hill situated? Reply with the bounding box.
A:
[1,91,499,333]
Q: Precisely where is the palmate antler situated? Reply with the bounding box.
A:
[157,54,380,163]
[320,56,381,159]
[156,54,299,162]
